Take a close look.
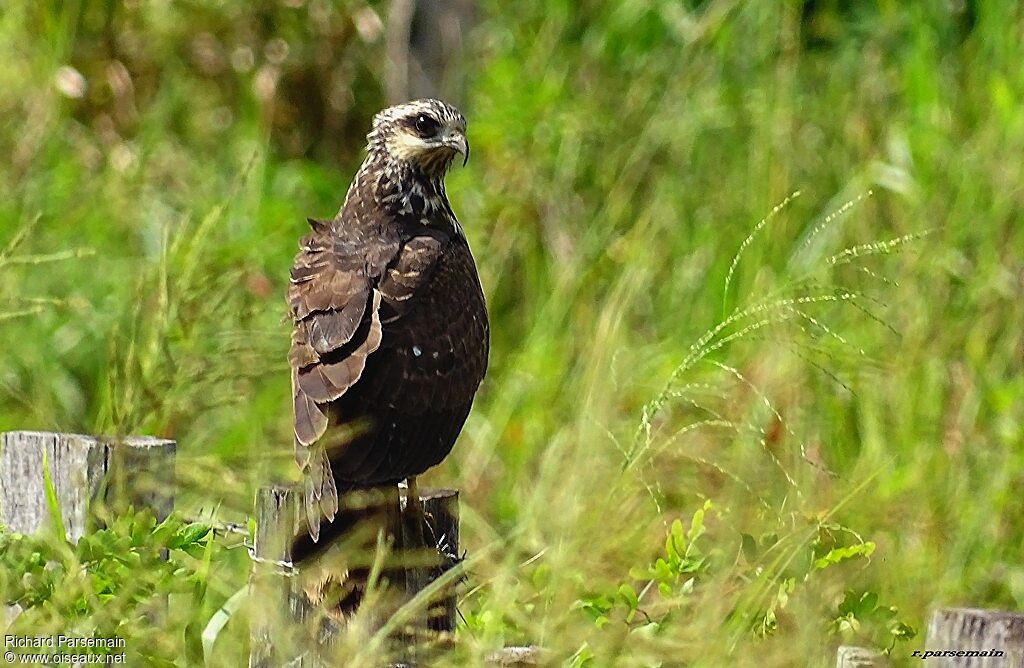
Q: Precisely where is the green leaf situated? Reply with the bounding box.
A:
[617,583,639,611]
[151,513,182,546]
[836,589,880,620]
[169,523,212,550]
[814,542,875,569]
[666,519,685,561]
[889,620,917,641]
[687,502,710,545]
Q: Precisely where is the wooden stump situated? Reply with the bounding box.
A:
[398,487,459,634]
[249,483,460,665]
[924,608,1024,666]
[249,485,311,667]
[0,430,175,541]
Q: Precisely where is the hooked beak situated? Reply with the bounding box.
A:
[446,132,469,166]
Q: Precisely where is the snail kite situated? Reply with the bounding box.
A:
[288,99,488,550]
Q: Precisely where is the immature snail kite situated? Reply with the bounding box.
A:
[287,99,488,550]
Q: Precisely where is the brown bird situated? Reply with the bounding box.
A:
[287,99,488,559]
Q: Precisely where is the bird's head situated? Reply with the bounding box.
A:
[366,99,468,178]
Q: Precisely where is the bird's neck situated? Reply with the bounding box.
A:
[340,152,463,238]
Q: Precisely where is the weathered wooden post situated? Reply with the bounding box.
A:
[398,487,459,635]
[249,482,460,663]
[248,484,313,668]
[925,608,1024,666]
[835,645,888,667]
[0,431,175,540]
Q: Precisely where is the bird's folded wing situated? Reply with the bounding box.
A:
[287,219,393,536]
[364,232,490,414]
[377,231,447,322]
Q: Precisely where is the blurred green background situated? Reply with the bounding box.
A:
[1,0,1022,665]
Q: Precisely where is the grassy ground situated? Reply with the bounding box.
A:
[1,1,1022,666]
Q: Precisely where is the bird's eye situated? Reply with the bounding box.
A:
[413,114,440,137]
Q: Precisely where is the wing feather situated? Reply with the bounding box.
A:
[288,215,398,541]
[303,292,368,354]
[293,368,329,449]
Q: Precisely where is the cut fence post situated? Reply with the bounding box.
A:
[249,484,312,668]
[399,487,459,634]
[420,488,459,633]
[925,608,1024,666]
[0,431,175,541]
[249,483,405,665]
[836,645,888,667]
[249,482,461,663]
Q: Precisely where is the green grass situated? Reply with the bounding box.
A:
[2,1,1023,665]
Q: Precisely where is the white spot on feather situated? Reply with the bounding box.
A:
[412,345,422,357]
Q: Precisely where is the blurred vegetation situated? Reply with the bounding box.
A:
[0,509,217,665]
[1,0,1023,665]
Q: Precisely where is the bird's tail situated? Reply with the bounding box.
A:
[291,483,402,617]
[290,482,400,565]
[301,446,338,544]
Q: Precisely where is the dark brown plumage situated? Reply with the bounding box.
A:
[287,99,488,553]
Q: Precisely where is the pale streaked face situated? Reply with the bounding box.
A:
[367,99,468,177]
